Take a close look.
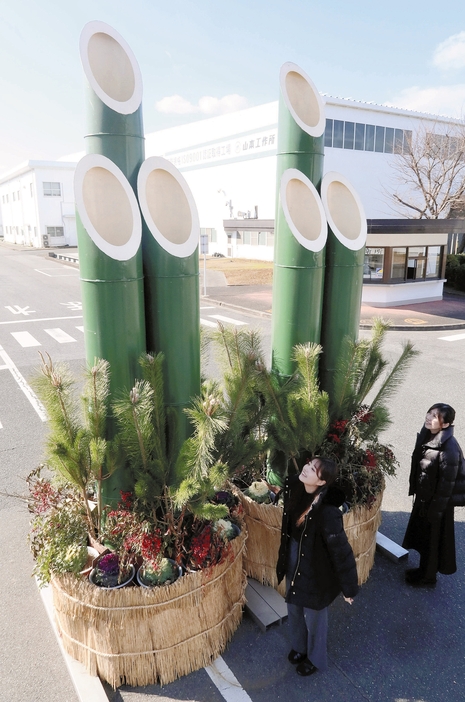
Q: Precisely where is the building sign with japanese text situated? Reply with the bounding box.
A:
[165,128,278,170]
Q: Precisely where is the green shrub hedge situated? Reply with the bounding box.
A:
[445,254,465,291]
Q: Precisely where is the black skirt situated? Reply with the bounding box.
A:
[403,499,456,576]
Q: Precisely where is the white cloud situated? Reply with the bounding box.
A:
[155,93,248,116]
[433,32,465,71]
[155,95,198,114]
[386,84,465,119]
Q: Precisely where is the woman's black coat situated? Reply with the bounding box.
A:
[276,476,359,611]
[407,425,465,518]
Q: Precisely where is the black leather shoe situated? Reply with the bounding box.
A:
[288,649,306,665]
[296,660,317,676]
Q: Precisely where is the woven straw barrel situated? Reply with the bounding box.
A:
[51,529,247,688]
[342,488,383,586]
[234,488,286,596]
[235,486,383,591]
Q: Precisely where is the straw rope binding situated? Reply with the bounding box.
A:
[233,484,383,590]
[51,528,247,688]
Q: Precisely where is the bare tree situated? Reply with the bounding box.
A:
[389,122,465,219]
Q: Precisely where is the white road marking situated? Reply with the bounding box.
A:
[0,420,3,429]
[438,332,465,341]
[60,302,82,311]
[200,318,218,328]
[209,314,247,326]
[205,656,252,702]
[5,305,36,315]
[0,345,47,421]
[35,268,78,277]
[76,326,85,333]
[11,331,41,347]
[200,306,215,309]
[44,328,77,344]
[0,315,83,326]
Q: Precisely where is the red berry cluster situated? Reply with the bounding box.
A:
[363,450,377,469]
[191,526,213,567]
[140,533,162,561]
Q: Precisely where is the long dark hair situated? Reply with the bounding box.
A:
[428,403,455,426]
[287,457,337,526]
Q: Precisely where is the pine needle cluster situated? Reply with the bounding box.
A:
[30,353,118,535]
[319,318,420,505]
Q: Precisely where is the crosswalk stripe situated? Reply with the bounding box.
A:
[200,318,218,328]
[11,331,41,347]
[438,332,465,341]
[76,326,85,333]
[209,314,247,326]
[44,328,77,344]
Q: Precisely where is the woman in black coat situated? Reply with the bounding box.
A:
[403,403,465,587]
[276,457,358,677]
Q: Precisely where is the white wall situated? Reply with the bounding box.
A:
[146,97,459,260]
[0,161,77,247]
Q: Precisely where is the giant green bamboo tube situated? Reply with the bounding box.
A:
[79,21,144,189]
[319,172,367,397]
[78,22,146,502]
[75,154,146,500]
[137,157,200,449]
[271,62,327,377]
[271,169,327,376]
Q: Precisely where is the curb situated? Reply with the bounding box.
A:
[359,320,465,331]
[51,253,465,331]
[39,582,108,702]
[201,296,272,319]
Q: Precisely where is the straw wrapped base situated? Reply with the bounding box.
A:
[51,530,247,688]
[233,487,285,596]
[235,485,384,591]
[343,488,383,586]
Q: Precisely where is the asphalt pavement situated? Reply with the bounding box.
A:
[5,242,465,702]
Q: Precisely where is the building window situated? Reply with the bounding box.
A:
[43,182,61,197]
[325,120,411,155]
[364,248,384,280]
[258,231,267,246]
[333,120,344,148]
[394,129,404,154]
[375,126,385,153]
[391,248,407,280]
[426,246,441,278]
[46,226,64,237]
[355,123,365,150]
[407,247,427,279]
[12,192,16,201]
[344,121,355,149]
[385,128,394,154]
[324,119,333,147]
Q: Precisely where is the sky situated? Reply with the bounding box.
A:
[1,0,465,176]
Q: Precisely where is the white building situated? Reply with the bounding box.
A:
[0,160,77,248]
[1,96,463,306]
[146,97,464,305]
